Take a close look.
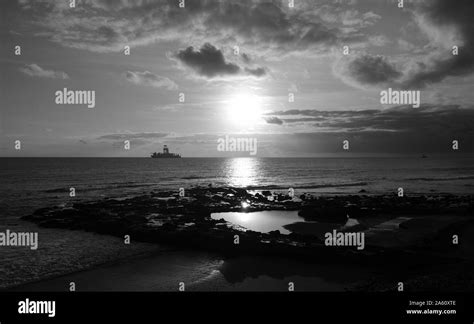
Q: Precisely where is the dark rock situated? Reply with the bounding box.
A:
[20,186,474,265]
[298,206,348,223]
[251,193,268,203]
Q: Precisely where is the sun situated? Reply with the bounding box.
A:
[225,93,262,127]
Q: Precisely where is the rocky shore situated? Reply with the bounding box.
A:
[22,186,474,268]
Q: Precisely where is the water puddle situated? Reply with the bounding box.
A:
[211,210,303,234]
[211,210,360,236]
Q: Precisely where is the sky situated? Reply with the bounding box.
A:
[0,0,473,157]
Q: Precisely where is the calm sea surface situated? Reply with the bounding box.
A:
[1,157,473,220]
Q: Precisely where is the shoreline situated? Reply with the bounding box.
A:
[8,250,374,292]
[7,186,474,291]
[2,248,167,291]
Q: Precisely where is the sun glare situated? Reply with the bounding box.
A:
[226,94,262,127]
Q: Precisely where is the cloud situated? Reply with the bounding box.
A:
[402,0,474,88]
[397,39,417,52]
[10,0,474,89]
[267,105,474,135]
[288,83,298,93]
[10,0,375,57]
[98,132,168,140]
[19,63,69,79]
[174,43,266,79]
[335,0,474,89]
[268,109,378,117]
[241,53,251,64]
[148,107,474,153]
[328,0,474,90]
[245,67,267,77]
[125,71,177,90]
[264,116,283,125]
[334,54,402,88]
[175,43,240,78]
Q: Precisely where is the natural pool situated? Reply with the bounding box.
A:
[211,210,303,234]
[211,210,361,237]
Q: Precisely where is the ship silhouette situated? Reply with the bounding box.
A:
[151,145,181,158]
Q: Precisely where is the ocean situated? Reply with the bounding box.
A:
[1,156,473,220]
[0,156,473,289]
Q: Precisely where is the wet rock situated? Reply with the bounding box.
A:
[21,186,474,264]
[298,206,348,223]
[251,193,268,203]
[268,230,281,236]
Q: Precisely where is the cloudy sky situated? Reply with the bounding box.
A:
[0,0,473,157]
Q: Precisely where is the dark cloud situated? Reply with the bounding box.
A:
[283,117,327,123]
[175,43,240,78]
[337,54,402,87]
[241,53,251,64]
[268,109,380,119]
[268,105,474,137]
[96,25,120,41]
[98,132,168,140]
[333,0,474,89]
[402,0,474,88]
[245,67,266,77]
[267,109,378,118]
[261,105,474,154]
[175,43,266,79]
[264,116,283,125]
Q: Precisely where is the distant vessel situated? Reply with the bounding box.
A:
[151,145,181,158]
[421,154,428,158]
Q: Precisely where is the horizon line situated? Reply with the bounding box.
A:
[1,154,472,159]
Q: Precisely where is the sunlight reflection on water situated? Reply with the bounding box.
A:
[226,158,260,187]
